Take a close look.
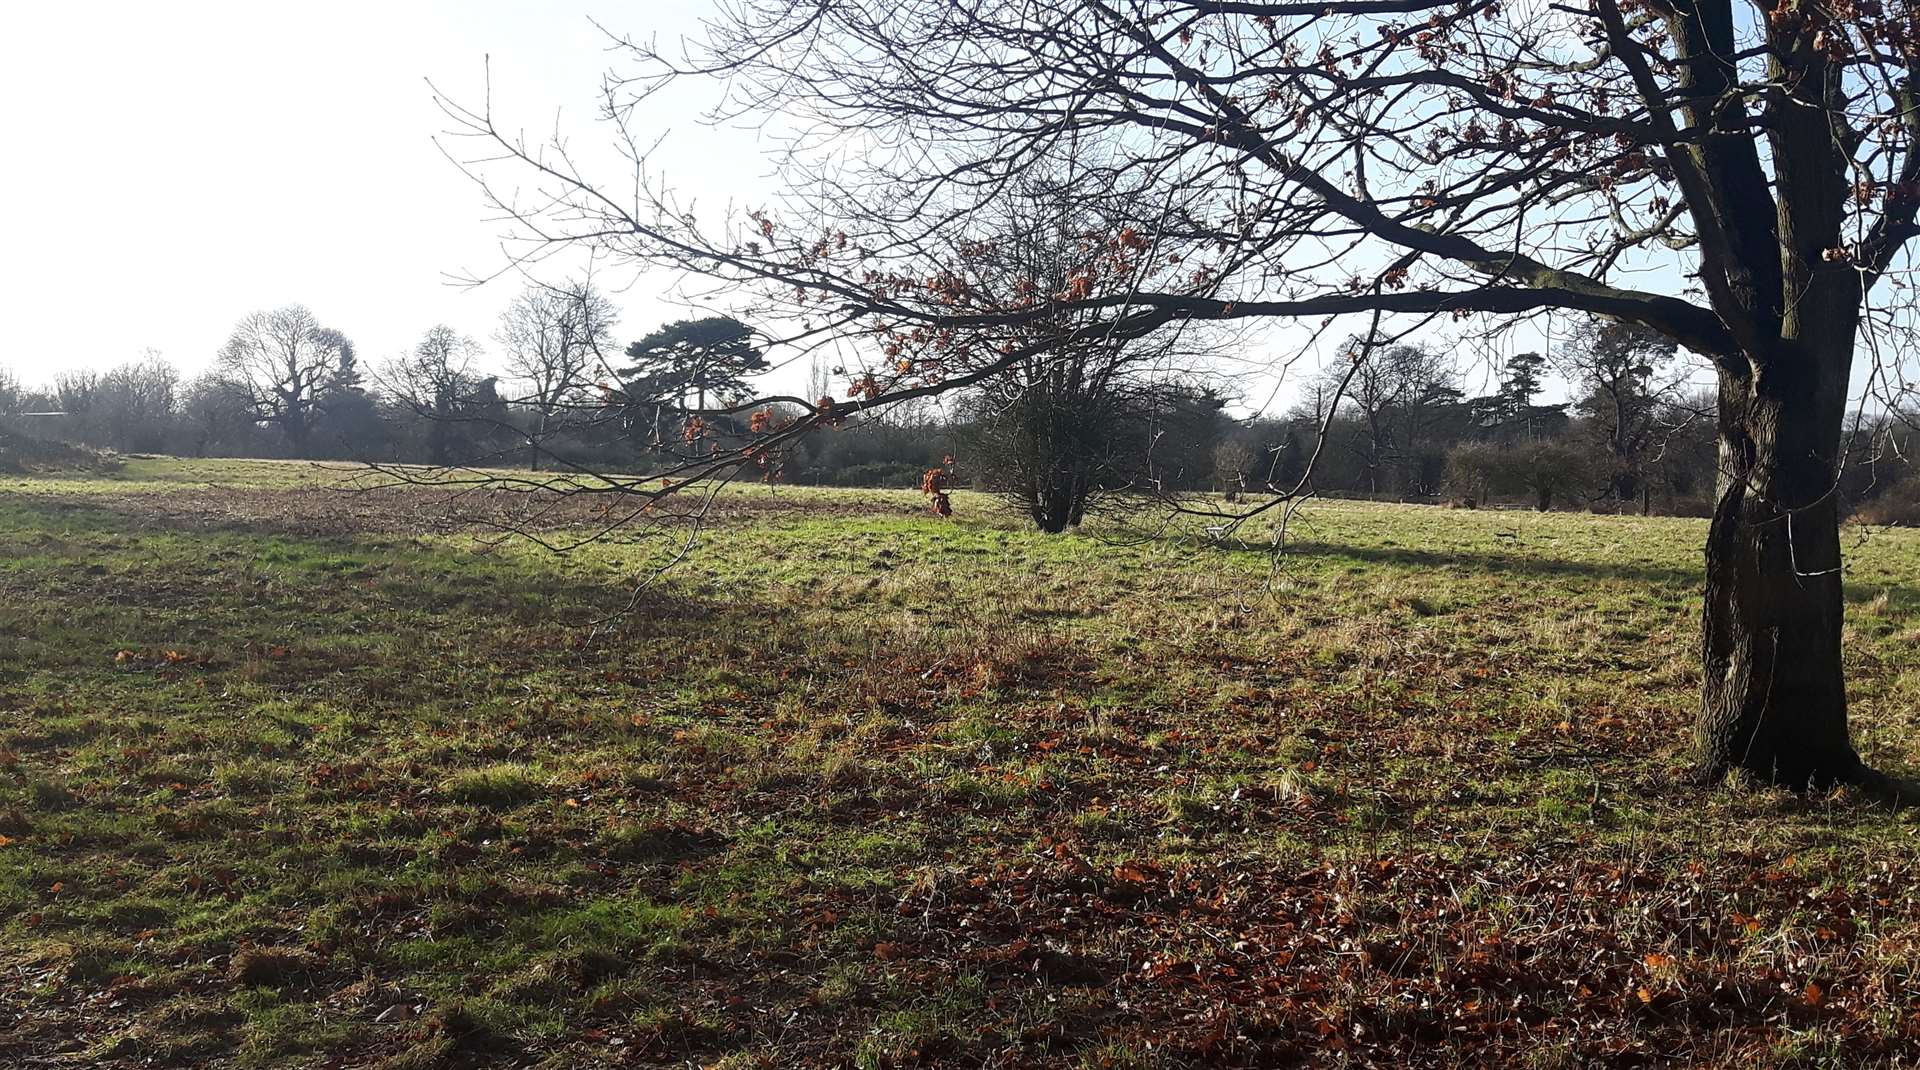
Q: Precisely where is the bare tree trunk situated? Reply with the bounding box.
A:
[1366,430,1382,497]
[428,385,452,467]
[1697,348,1859,788]
[283,410,310,458]
[1029,463,1090,534]
[1034,483,1074,533]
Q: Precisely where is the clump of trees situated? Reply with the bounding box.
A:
[0,285,755,473]
[941,190,1231,530]
[49,354,181,453]
[1445,439,1593,512]
[960,381,1228,531]
[1315,340,1461,498]
[1557,320,1689,511]
[1143,325,1728,518]
[494,281,619,470]
[378,326,508,466]
[215,305,368,457]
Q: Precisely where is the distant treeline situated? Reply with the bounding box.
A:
[4,307,1917,521]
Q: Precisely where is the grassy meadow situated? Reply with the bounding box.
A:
[1,457,1918,1067]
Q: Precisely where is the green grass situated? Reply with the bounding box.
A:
[2,459,1918,1067]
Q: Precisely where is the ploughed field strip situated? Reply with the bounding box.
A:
[1,458,1918,1068]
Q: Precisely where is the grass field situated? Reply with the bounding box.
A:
[2,457,1919,1068]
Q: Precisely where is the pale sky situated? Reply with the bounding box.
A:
[0,3,1686,412]
[0,1,777,388]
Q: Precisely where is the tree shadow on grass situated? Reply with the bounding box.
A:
[1277,539,1700,588]
[1261,539,1920,614]
[0,496,727,645]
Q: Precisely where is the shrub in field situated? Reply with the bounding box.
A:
[0,424,112,473]
[1853,475,1920,527]
[1446,439,1592,511]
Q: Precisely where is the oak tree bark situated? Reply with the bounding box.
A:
[1700,347,1858,786]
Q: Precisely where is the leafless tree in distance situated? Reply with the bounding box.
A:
[1319,341,1460,497]
[217,305,357,455]
[495,280,619,470]
[946,182,1231,530]
[381,325,496,467]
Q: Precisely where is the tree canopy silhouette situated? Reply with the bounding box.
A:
[618,316,769,421]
